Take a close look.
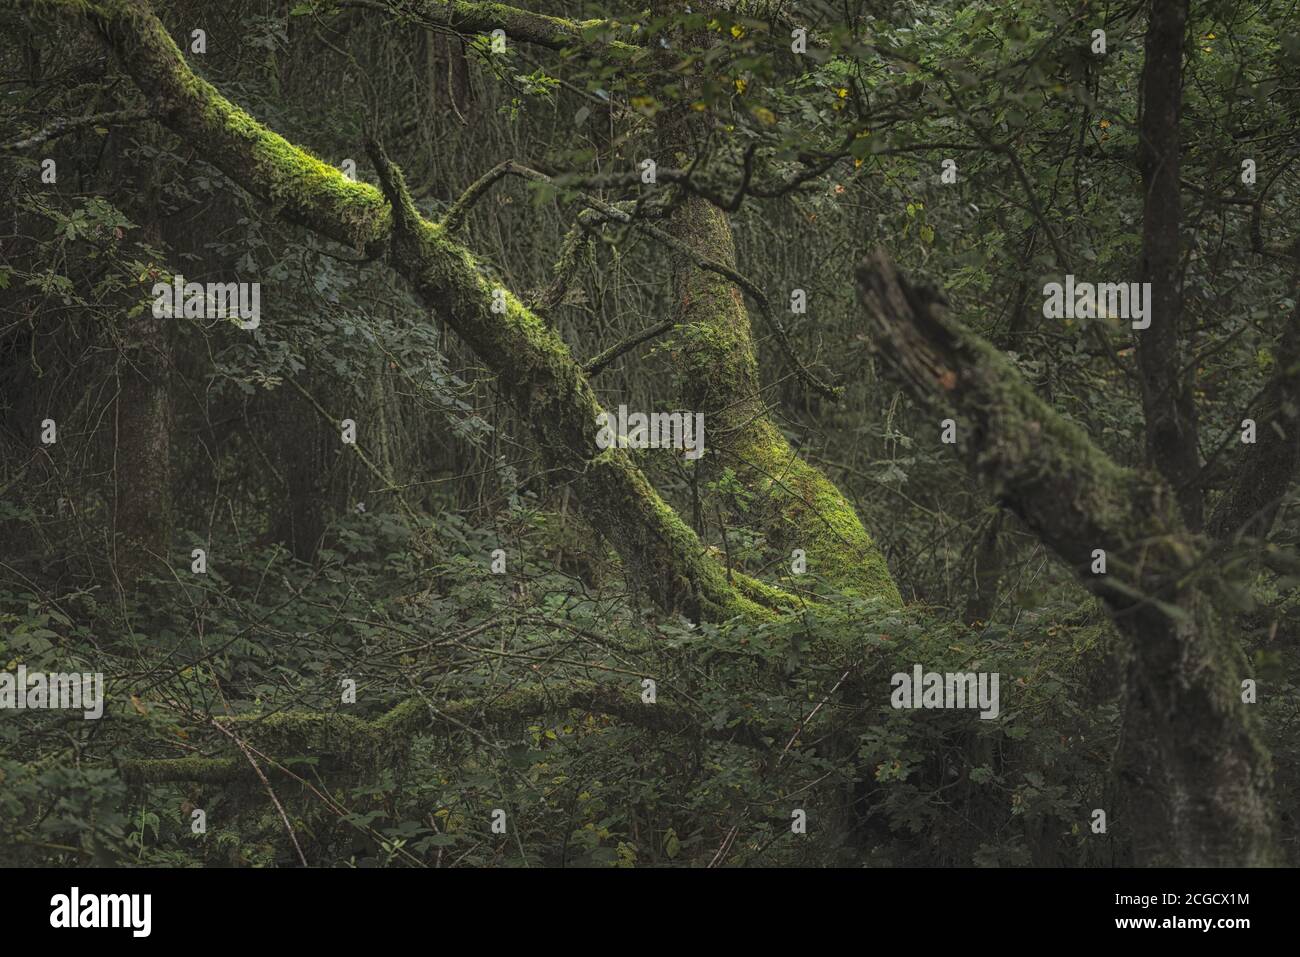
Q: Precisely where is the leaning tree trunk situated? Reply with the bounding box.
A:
[64,0,792,622]
[856,249,1275,866]
[662,192,900,604]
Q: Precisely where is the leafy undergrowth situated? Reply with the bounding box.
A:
[7,503,1261,868]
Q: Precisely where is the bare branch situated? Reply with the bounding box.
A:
[584,319,676,377]
[339,0,656,59]
[0,107,151,151]
[442,157,839,397]
[441,159,513,232]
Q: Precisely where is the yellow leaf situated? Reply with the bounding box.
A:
[131,695,149,716]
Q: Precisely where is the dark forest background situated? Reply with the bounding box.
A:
[2,0,1299,867]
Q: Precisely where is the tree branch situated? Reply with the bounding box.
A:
[1208,299,1300,543]
[0,107,151,151]
[440,158,512,232]
[531,216,593,315]
[855,246,1274,865]
[854,248,1190,608]
[584,319,676,377]
[118,682,775,784]
[340,0,656,60]
[443,156,839,397]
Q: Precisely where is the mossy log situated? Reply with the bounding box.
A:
[118,684,775,784]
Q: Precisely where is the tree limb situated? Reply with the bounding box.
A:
[340,0,657,60]
[584,319,676,377]
[0,107,151,151]
[118,682,775,784]
[1208,299,1300,543]
[444,156,839,397]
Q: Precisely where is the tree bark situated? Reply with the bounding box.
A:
[663,192,900,604]
[1136,0,1202,530]
[113,303,172,585]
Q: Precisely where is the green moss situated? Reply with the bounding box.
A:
[664,198,902,608]
[373,697,427,736]
[732,570,810,612]
[754,421,903,606]
[118,698,432,786]
[119,755,241,784]
[125,3,391,252]
[583,448,777,622]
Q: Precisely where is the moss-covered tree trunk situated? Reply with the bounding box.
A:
[857,250,1274,866]
[663,192,899,604]
[651,8,899,604]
